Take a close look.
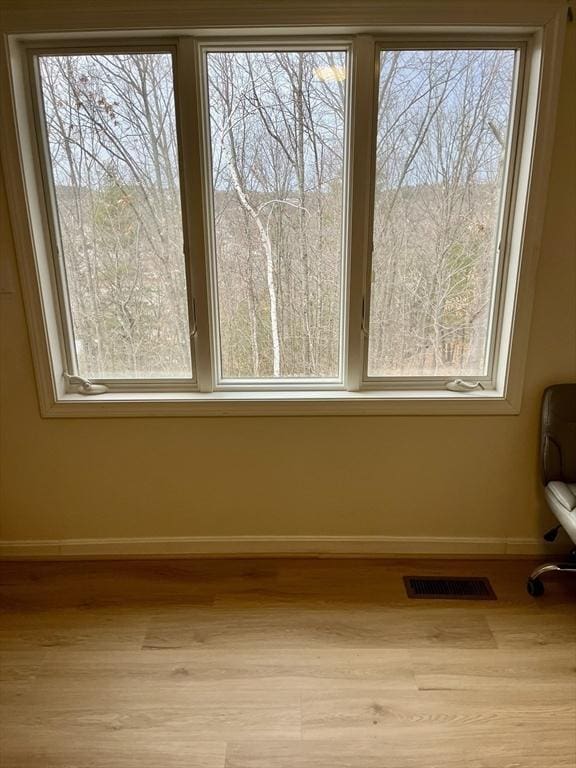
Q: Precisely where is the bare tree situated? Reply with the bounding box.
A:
[369,48,515,376]
[207,50,345,378]
[40,52,191,378]
[39,47,515,382]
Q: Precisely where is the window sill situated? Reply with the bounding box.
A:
[43,387,519,417]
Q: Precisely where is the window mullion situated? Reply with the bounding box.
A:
[176,37,214,392]
[345,35,378,391]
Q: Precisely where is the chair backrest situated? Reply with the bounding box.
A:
[541,384,576,484]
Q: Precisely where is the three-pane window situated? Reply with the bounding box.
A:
[33,39,521,393]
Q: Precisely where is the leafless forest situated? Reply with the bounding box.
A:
[39,48,514,381]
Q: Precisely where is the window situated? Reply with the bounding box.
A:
[37,51,193,381]
[205,49,348,384]
[367,48,516,380]
[2,19,563,415]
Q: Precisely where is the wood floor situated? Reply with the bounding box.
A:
[0,557,574,767]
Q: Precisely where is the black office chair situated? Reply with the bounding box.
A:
[527,384,576,596]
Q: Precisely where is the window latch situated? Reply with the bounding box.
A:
[190,297,198,338]
[361,297,370,337]
[446,379,484,392]
[63,373,109,396]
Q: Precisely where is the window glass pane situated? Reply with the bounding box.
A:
[38,52,192,379]
[205,50,347,380]
[368,49,516,378]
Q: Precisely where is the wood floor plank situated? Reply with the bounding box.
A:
[301,688,576,740]
[410,647,576,690]
[0,608,150,650]
[32,648,417,691]
[0,560,273,609]
[486,611,576,649]
[1,690,301,739]
[143,605,497,649]
[225,738,576,768]
[0,731,226,768]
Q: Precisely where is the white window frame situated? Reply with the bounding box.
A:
[357,39,525,393]
[198,39,353,393]
[0,2,567,417]
[29,42,201,393]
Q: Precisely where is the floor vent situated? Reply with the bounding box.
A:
[403,576,496,600]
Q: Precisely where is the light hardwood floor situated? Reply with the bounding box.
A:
[0,558,574,767]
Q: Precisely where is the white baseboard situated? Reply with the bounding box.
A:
[0,534,561,559]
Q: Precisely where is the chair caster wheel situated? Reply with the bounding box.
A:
[543,525,561,542]
[527,577,544,597]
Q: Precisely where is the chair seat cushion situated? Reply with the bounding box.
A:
[545,481,576,544]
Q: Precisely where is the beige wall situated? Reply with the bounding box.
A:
[0,23,574,546]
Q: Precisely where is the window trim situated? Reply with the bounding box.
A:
[0,7,566,417]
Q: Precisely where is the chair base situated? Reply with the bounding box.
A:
[527,562,576,597]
